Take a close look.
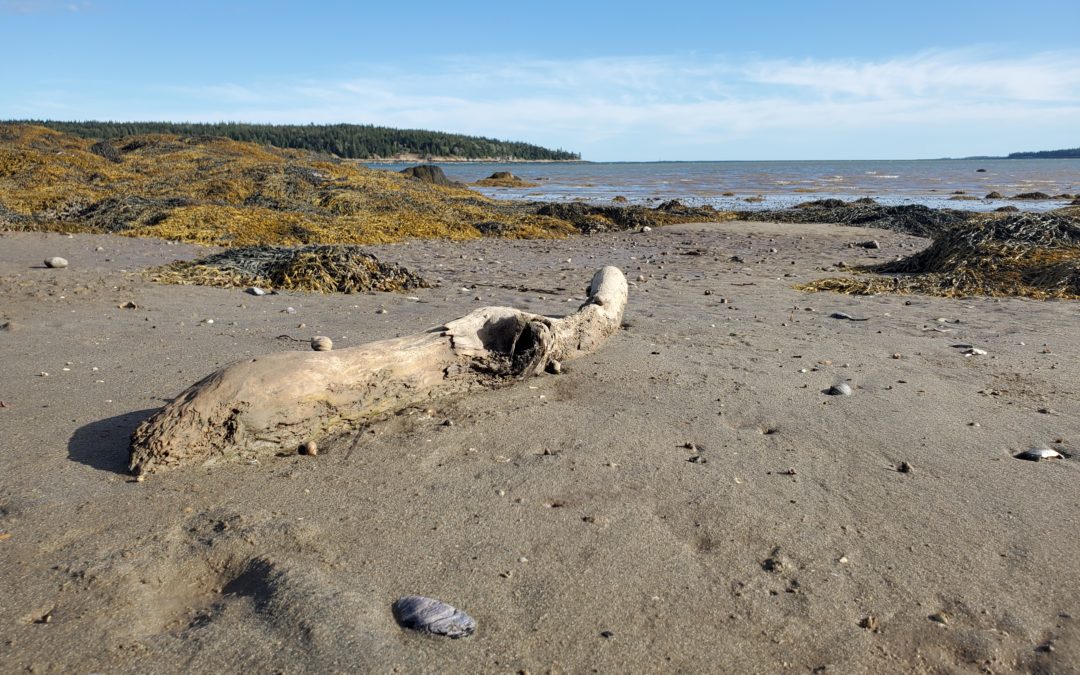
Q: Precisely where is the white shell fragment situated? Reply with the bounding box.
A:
[1015,447,1063,462]
[392,595,476,638]
[44,257,68,269]
[311,336,333,351]
[828,382,853,396]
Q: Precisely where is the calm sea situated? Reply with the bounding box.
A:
[366,159,1080,212]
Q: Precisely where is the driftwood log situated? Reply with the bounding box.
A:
[129,266,627,474]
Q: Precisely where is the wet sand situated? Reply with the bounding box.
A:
[1,223,1077,673]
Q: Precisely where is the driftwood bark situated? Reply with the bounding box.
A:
[129,266,627,474]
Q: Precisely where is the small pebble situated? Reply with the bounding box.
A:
[898,461,913,473]
[44,257,68,269]
[827,382,853,396]
[311,336,333,351]
[299,440,318,456]
[1015,447,1062,462]
[246,286,266,296]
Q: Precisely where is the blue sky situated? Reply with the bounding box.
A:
[3,0,1080,161]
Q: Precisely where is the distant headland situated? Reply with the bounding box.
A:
[4,120,581,162]
[961,146,1080,160]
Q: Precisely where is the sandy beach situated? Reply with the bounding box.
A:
[1,222,1078,673]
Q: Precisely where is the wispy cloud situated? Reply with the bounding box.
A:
[19,49,1080,159]
[2,0,92,13]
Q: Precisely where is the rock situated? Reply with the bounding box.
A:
[1014,447,1063,462]
[963,347,987,356]
[311,336,333,351]
[641,226,652,233]
[976,168,987,173]
[400,164,457,187]
[898,461,913,473]
[44,257,68,269]
[392,596,476,638]
[612,195,628,203]
[858,240,881,249]
[1013,191,1052,200]
[246,286,266,296]
[299,440,318,456]
[995,205,1020,212]
[985,191,1003,199]
[827,382,853,396]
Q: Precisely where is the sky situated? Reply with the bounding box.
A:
[2,0,1080,161]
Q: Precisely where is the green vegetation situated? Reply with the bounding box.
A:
[1007,147,1080,159]
[6,120,580,161]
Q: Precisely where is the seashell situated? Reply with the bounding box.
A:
[1015,447,1063,462]
[392,595,475,638]
[827,382,853,396]
[311,336,333,351]
[44,257,68,269]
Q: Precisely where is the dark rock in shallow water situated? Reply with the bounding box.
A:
[976,168,987,172]
[985,191,1003,199]
[995,205,1021,212]
[1013,191,1052,200]
[400,164,457,187]
[796,198,847,209]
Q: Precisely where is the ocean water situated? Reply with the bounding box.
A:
[366,159,1080,212]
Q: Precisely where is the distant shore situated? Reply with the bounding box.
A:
[361,155,587,164]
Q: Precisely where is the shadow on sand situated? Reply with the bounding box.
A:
[68,408,159,475]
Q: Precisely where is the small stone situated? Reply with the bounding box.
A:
[704,289,712,295]
[1015,447,1062,462]
[246,287,266,296]
[641,226,652,232]
[929,612,949,625]
[600,630,615,639]
[135,474,146,483]
[299,440,318,456]
[548,360,562,374]
[376,308,387,315]
[636,275,646,282]
[891,353,901,359]
[860,616,879,631]
[827,382,853,396]
[898,461,913,473]
[963,348,987,356]
[311,336,333,351]
[285,307,296,314]
[44,257,68,269]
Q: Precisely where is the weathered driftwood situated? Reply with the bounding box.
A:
[129,266,627,474]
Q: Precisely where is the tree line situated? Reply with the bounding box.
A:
[10,120,581,161]
[1007,147,1080,159]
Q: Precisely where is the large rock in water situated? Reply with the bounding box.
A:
[400,165,456,187]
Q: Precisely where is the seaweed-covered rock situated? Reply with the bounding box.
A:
[985,191,1003,199]
[147,244,431,294]
[740,201,973,237]
[1013,192,1052,200]
[471,171,537,188]
[800,212,1080,299]
[400,164,457,187]
[89,140,122,163]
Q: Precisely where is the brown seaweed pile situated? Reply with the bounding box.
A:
[147,244,431,294]
[739,199,974,237]
[800,213,1080,299]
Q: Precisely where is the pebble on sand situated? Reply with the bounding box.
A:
[311,336,333,351]
[827,382,853,396]
[1014,447,1063,462]
[392,596,476,638]
[299,440,318,456]
[44,257,68,269]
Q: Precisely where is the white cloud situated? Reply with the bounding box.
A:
[25,49,1080,159]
